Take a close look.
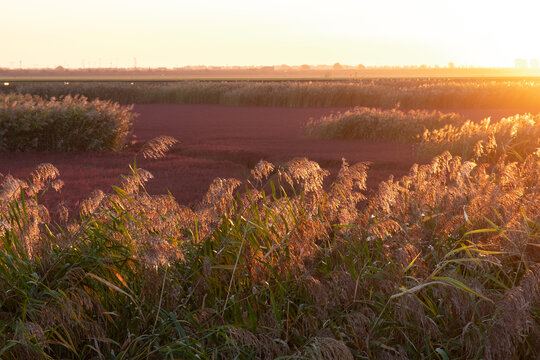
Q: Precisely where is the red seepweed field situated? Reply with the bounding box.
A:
[0,103,532,207]
[3,104,411,207]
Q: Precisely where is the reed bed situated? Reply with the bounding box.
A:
[419,113,540,161]
[307,107,540,163]
[3,78,540,108]
[0,134,538,359]
[306,107,464,142]
[0,93,134,151]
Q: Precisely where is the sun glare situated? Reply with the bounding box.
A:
[2,0,540,68]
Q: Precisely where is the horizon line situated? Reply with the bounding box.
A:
[2,64,540,70]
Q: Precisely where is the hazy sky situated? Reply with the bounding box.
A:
[2,0,539,68]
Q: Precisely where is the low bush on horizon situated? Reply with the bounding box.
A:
[420,113,540,161]
[3,78,540,109]
[0,93,135,151]
[305,107,464,142]
[0,133,539,359]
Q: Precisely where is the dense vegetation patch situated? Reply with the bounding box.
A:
[419,113,540,160]
[0,93,134,151]
[3,78,540,108]
[305,107,464,142]
[307,107,540,164]
[0,133,538,358]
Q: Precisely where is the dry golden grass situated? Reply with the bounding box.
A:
[0,131,538,358]
[306,106,463,142]
[420,113,540,161]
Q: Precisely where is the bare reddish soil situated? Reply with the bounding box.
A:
[0,105,532,208]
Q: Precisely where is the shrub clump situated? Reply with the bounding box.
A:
[306,106,463,142]
[0,93,135,151]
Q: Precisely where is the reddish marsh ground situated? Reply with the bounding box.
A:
[0,105,533,207]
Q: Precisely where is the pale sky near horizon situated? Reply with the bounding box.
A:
[2,0,540,69]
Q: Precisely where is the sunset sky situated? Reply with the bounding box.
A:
[3,0,540,69]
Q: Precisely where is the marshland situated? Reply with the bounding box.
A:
[0,78,538,359]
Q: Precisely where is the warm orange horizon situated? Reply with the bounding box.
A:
[3,0,540,69]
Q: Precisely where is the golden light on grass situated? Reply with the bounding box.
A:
[1,81,540,358]
[1,142,538,357]
[139,135,179,159]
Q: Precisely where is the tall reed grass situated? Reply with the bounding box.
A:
[0,93,134,151]
[0,135,538,358]
[3,79,540,108]
[306,107,464,142]
[307,107,540,164]
[420,113,540,160]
